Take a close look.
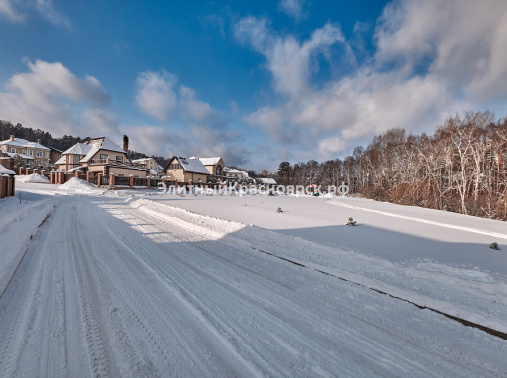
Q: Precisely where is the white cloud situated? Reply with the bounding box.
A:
[0,0,24,22]
[131,71,245,165]
[135,70,177,121]
[278,0,306,21]
[0,0,70,28]
[35,0,71,29]
[235,17,344,99]
[0,59,118,138]
[235,0,507,162]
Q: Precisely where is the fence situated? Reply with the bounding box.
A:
[0,175,15,199]
[133,177,147,187]
[100,175,110,186]
[114,176,130,186]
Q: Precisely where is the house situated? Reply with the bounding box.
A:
[55,136,149,178]
[225,168,253,183]
[132,157,163,177]
[49,147,63,166]
[164,156,209,183]
[0,136,50,167]
[257,177,277,185]
[192,157,225,177]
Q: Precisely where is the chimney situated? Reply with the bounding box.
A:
[123,135,129,154]
[9,135,14,141]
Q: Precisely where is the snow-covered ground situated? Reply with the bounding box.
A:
[0,183,506,376]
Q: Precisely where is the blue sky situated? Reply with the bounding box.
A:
[1,0,507,171]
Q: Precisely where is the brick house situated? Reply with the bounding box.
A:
[164,156,209,183]
[0,136,50,167]
[55,136,149,179]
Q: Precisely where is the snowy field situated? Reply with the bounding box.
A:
[0,180,506,376]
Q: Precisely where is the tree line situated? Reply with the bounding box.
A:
[276,111,507,220]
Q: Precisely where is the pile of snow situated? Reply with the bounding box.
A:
[16,173,50,183]
[58,177,101,193]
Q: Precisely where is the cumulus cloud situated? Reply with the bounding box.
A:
[278,0,306,21]
[0,59,118,138]
[135,70,177,121]
[132,71,246,166]
[235,0,507,162]
[0,0,70,28]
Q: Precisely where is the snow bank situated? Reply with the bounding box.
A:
[133,196,507,335]
[16,173,50,183]
[58,177,101,193]
[0,196,56,296]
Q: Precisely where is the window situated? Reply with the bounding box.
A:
[73,155,80,164]
[29,150,33,156]
[11,148,15,153]
[22,150,26,155]
[116,156,123,162]
[100,154,108,160]
[45,152,49,158]
[169,164,182,170]
[36,151,43,158]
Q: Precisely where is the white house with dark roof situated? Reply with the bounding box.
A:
[0,136,50,167]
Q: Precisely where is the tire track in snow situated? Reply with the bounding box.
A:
[95,201,265,377]
[69,205,115,377]
[100,199,487,376]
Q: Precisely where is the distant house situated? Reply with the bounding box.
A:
[192,157,225,177]
[164,156,209,183]
[257,177,277,185]
[55,136,149,178]
[225,168,253,183]
[132,157,163,177]
[0,136,50,167]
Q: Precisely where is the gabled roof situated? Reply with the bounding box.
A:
[196,157,224,166]
[62,142,92,156]
[0,138,50,150]
[167,156,210,174]
[61,137,127,163]
[54,156,65,165]
[257,177,277,185]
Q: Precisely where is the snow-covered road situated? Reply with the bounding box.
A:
[0,188,506,376]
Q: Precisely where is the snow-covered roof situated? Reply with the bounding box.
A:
[196,157,223,166]
[7,152,34,160]
[80,145,101,163]
[0,164,15,175]
[62,142,93,156]
[227,169,250,177]
[0,138,50,150]
[132,158,152,163]
[175,157,210,174]
[61,137,126,163]
[258,177,277,185]
[150,169,158,175]
[54,156,65,165]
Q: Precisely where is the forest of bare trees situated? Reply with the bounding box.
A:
[277,111,507,220]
